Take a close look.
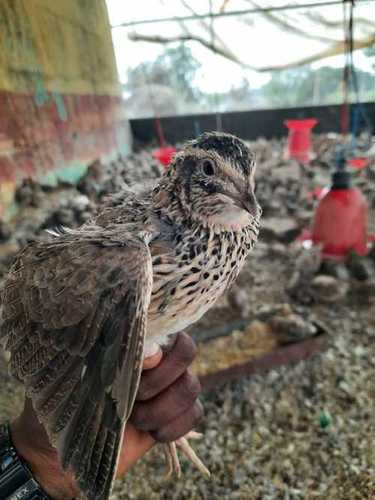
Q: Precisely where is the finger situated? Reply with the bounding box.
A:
[150,400,204,443]
[116,424,155,477]
[130,371,201,431]
[142,347,163,370]
[136,332,197,401]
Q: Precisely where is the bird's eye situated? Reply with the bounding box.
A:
[202,160,215,176]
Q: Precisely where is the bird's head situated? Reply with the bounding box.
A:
[156,132,261,233]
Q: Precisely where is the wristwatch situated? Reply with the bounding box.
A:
[0,422,51,499]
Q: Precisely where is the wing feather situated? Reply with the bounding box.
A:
[0,227,153,499]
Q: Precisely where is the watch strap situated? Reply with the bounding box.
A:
[0,422,52,500]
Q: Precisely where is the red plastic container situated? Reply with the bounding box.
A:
[347,157,368,170]
[152,146,177,167]
[284,119,318,164]
[152,117,177,168]
[311,188,368,258]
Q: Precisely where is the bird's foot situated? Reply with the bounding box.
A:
[163,431,210,479]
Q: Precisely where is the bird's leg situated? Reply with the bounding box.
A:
[176,435,210,477]
[164,441,181,479]
[162,431,210,479]
[163,441,174,478]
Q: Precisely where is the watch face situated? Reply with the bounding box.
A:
[0,423,51,500]
[7,478,44,500]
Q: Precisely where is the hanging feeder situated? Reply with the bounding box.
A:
[311,153,368,259]
[284,119,318,164]
[152,146,177,167]
[152,118,177,168]
[347,157,368,170]
[299,2,374,257]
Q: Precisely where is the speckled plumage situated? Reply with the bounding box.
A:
[0,132,261,500]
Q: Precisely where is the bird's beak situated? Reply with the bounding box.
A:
[241,194,261,218]
[228,191,260,219]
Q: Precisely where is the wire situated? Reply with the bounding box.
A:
[111,0,374,29]
[340,0,372,153]
[340,0,351,135]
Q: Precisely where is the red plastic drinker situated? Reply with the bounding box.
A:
[347,157,368,170]
[311,187,368,258]
[284,119,318,164]
[152,146,177,167]
[152,118,177,168]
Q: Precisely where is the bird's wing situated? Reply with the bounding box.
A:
[0,228,153,500]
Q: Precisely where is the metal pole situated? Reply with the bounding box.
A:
[111,0,372,29]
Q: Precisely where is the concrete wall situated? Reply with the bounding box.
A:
[0,0,131,217]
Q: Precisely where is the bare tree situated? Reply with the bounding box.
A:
[128,32,255,69]
[127,0,375,71]
[259,32,375,72]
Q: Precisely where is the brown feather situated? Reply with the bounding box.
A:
[0,227,153,500]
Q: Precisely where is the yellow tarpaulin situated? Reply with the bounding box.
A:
[0,0,121,96]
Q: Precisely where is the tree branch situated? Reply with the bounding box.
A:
[219,0,231,13]
[128,32,255,69]
[208,0,215,47]
[179,0,237,59]
[128,10,375,73]
[257,32,375,72]
[245,0,340,44]
[306,11,375,30]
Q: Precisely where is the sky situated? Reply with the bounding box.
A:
[106,0,375,92]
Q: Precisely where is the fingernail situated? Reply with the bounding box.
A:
[144,342,160,358]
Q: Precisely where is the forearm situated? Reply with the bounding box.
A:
[6,334,201,499]
[10,399,156,500]
[10,399,79,500]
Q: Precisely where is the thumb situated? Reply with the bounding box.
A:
[142,343,162,370]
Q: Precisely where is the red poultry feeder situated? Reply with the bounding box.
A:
[347,157,368,170]
[152,146,177,167]
[311,155,368,259]
[284,118,318,164]
[152,118,177,168]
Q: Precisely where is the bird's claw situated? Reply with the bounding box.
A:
[163,431,210,479]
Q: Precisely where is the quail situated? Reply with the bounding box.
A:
[0,132,261,500]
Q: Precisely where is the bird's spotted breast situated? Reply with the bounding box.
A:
[146,224,256,344]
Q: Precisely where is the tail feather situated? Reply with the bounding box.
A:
[84,423,109,486]
[74,403,103,479]
[90,429,118,499]
[60,371,102,469]
[102,434,123,499]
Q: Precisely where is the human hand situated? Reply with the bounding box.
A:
[130,332,203,444]
[9,332,202,499]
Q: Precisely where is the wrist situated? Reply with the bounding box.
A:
[10,400,79,500]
